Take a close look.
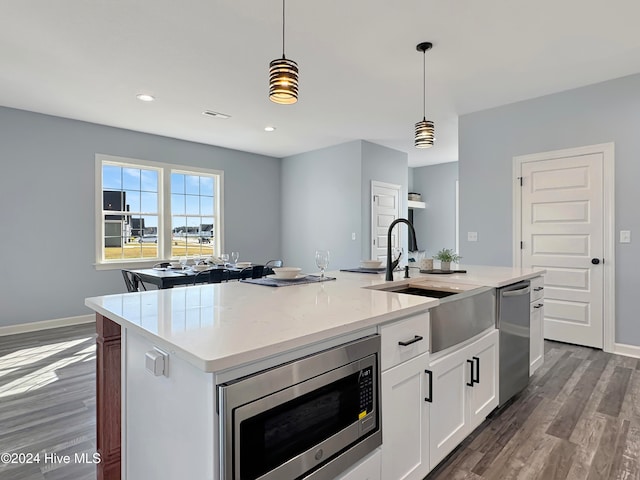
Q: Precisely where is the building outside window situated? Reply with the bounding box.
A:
[96,154,223,267]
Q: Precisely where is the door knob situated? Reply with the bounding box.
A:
[591,258,601,265]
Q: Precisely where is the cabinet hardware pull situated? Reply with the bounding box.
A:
[473,356,480,384]
[533,304,543,309]
[534,286,544,291]
[424,369,433,402]
[466,359,474,386]
[398,335,423,347]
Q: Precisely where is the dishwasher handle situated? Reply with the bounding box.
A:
[501,286,530,297]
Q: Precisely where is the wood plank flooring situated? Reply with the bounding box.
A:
[1,326,639,480]
[427,341,640,480]
[0,324,97,480]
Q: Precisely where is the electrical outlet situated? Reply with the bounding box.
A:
[620,230,631,243]
[352,232,356,240]
[467,232,478,242]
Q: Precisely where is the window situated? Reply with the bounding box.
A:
[96,154,223,268]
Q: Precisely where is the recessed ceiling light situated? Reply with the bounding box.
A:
[264,126,276,132]
[136,93,155,102]
[202,110,231,119]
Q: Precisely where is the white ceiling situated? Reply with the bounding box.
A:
[2,1,640,167]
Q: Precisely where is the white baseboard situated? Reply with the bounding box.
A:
[613,342,640,359]
[0,314,95,337]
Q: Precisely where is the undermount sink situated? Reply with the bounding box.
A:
[390,287,458,299]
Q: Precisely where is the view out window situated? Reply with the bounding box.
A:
[96,154,222,266]
[170,172,216,258]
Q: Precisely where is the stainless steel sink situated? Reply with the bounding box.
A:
[382,281,496,353]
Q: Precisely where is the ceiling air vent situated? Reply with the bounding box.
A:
[202,110,231,119]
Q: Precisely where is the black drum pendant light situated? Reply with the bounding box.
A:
[269,0,299,104]
[415,42,434,148]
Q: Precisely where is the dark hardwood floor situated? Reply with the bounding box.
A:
[427,341,640,480]
[1,325,638,480]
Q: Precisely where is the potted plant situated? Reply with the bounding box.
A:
[434,248,461,271]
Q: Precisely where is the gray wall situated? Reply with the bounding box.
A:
[0,107,281,327]
[411,162,458,258]
[281,140,408,272]
[281,141,362,272]
[361,141,409,258]
[459,73,640,346]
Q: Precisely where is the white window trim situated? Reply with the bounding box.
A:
[94,153,224,270]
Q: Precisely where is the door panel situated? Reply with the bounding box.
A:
[521,153,604,348]
[468,331,498,428]
[428,349,467,469]
[381,353,429,480]
[371,182,400,261]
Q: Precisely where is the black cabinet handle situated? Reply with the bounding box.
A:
[398,335,423,347]
[473,356,480,384]
[591,258,600,265]
[466,359,474,386]
[533,286,544,291]
[424,369,433,402]
[533,304,543,309]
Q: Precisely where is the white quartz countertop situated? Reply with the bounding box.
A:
[85,264,543,372]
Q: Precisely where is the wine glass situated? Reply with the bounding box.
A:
[231,251,239,265]
[179,256,188,269]
[221,253,229,266]
[315,250,330,278]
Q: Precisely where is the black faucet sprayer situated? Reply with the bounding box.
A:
[385,218,418,281]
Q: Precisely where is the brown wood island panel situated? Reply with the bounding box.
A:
[96,314,121,480]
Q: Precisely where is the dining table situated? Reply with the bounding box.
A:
[123,265,256,289]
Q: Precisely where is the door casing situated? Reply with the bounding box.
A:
[512,143,615,353]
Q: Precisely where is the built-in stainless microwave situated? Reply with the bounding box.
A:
[218,335,381,480]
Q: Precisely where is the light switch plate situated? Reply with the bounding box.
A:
[620,230,631,243]
[467,232,478,242]
[352,232,356,240]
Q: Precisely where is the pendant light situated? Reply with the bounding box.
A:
[415,42,434,148]
[269,0,299,104]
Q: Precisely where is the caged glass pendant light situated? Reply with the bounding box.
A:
[415,42,434,148]
[269,0,299,104]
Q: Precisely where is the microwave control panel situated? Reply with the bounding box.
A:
[358,366,374,416]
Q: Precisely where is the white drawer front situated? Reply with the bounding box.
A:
[379,312,430,371]
[530,276,545,303]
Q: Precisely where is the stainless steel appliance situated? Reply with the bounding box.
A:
[218,335,381,480]
[497,280,531,405]
[376,281,496,353]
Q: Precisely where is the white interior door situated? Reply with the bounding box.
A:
[371,181,400,261]
[520,152,604,348]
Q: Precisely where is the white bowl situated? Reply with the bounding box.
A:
[192,264,210,272]
[360,260,382,268]
[272,267,302,279]
[169,262,182,269]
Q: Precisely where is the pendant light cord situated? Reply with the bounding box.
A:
[282,0,286,57]
[422,50,426,121]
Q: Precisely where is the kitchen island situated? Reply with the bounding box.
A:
[86,265,544,480]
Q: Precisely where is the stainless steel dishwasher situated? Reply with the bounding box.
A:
[497,280,531,406]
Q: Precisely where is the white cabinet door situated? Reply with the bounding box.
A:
[335,448,381,480]
[427,347,468,469]
[530,301,544,375]
[468,330,499,429]
[381,352,430,480]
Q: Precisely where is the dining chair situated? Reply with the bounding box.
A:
[193,268,230,285]
[122,270,148,292]
[239,265,265,280]
[265,259,283,268]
